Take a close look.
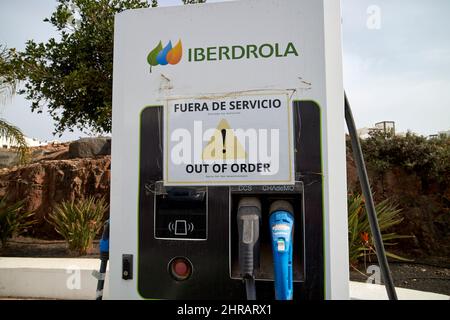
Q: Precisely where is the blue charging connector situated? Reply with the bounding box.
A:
[269,201,294,300]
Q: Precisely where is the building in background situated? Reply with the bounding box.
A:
[375,121,395,136]
[438,130,450,137]
[357,121,396,139]
[0,136,48,149]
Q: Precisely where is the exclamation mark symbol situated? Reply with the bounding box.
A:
[221,129,227,156]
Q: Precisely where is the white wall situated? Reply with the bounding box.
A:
[0,258,109,300]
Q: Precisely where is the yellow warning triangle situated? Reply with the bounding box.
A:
[202,119,247,160]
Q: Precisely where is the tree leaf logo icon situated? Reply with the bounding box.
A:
[156,41,172,66]
[147,39,182,73]
[167,40,182,65]
[147,41,163,72]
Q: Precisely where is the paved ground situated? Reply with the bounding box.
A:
[350,261,450,296]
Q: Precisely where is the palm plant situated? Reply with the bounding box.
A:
[0,46,18,105]
[348,193,413,269]
[0,195,36,247]
[0,45,29,164]
[0,119,30,164]
[48,196,108,255]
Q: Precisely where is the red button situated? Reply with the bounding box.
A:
[174,260,189,276]
[169,257,192,281]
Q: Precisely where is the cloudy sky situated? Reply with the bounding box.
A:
[0,0,449,141]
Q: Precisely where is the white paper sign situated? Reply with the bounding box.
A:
[164,92,294,185]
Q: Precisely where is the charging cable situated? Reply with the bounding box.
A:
[237,197,262,300]
[269,200,294,300]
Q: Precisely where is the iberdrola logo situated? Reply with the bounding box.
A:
[147,40,182,72]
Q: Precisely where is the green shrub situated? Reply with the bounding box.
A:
[48,196,108,256]
[348,193,412,268]
[359,131,450,185]
[0,196,35,247]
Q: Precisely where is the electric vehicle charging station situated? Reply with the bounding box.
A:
[110,0,349,300]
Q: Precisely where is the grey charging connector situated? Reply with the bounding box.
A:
[237,197,262,300]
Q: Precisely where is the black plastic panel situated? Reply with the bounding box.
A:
[138,101,324,300]
[154,186,207,240]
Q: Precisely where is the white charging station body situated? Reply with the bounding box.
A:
[110,0,348,300]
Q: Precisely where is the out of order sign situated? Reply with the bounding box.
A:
[164,92,295,186]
